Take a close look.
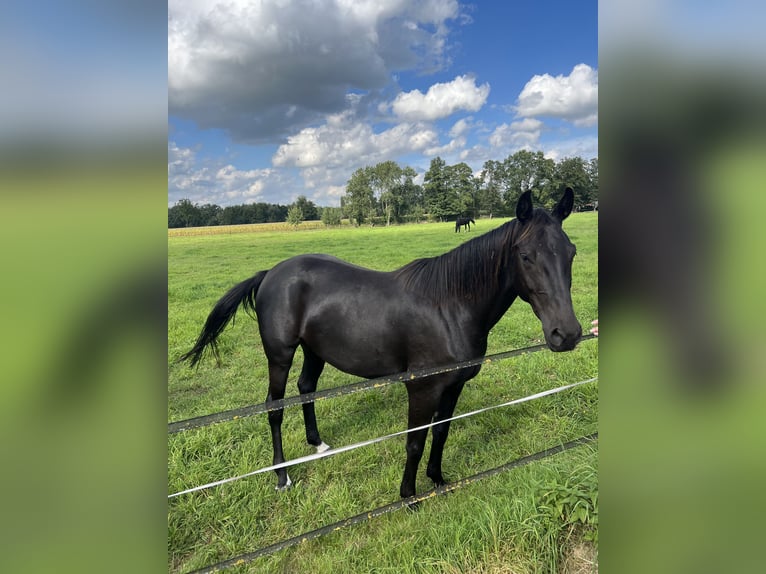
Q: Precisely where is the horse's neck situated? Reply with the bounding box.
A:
[474,278,518,333]
[467,223,521,333]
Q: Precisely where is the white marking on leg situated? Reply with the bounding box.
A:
[315,441,331,453]
[275,473,292,491]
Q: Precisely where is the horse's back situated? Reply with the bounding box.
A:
[259,253,387,294]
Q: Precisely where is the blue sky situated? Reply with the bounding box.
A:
[168,1,598,208]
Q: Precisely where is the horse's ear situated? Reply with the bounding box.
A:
[516,190,533,223]
[552,187,574,222]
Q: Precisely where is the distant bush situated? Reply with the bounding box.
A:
[286,205,303,227]
[321,207,343,226]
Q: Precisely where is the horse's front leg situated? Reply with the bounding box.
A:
[426,379,467,486]
[400,384,441,499]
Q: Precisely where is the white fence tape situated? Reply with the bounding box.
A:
[169,376,597,498]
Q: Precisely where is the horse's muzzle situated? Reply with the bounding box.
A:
[546,325,582,352]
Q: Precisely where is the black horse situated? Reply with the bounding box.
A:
[455,216,476,232]
[180,189,582,499]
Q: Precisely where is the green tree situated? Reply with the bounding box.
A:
[554,156,592,209]
[267,204,287,222]
[286,204,303,227]
[345,167,376,226]
[321,207,343,226]
[478,159,505,218]
[393,166,423,222]
[409,204,425,223]
[168,198,204,228]
[219,204,248,225]
[168,203,184,228]
[370,160,403,226]
[503,150,555,208]
[198,203,221,226]
[447,162,476,215]
[293,195,319,220]
[423,157,452,220]
[586,158,599,204]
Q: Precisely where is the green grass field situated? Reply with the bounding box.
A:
[168,213,598,573]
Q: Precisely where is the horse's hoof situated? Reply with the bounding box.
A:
[275,473,293,491]
[315,441,331,453]
[427,471,447,487]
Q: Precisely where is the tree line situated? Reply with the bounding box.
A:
[167,196,320,228]
[169,150,597,228]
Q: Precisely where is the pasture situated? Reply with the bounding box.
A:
[168,213,598,573]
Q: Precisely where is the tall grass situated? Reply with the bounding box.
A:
[168,214,598,573]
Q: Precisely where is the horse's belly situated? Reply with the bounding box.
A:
[300,302,460,379]
[303,327,407,378]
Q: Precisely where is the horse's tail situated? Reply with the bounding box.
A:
[178,270,269,367]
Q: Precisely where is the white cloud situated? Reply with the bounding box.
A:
[272,111,438,169]
[391,75,490,121]
[424,135,467,158]
[168,0,462,142]
[168,141,285,207]
[449,117,472,138]
[488,118,543,149]
[270,110,441,203]
[515,63,598,127]
[542,135,599,163]
[168,141,196,175]
[509,117,544,132]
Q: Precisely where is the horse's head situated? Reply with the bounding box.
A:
[512,188,582,351]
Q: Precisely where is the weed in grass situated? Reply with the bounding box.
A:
[538,463,599,545]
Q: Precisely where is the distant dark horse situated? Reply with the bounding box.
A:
[180,189,582,499]
[455,216,476,232]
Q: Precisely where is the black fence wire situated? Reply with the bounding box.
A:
[169,336,598,573]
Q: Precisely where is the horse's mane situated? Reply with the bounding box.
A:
[394,210,552,303]
[394,214,538,302]
[394,220,516,302]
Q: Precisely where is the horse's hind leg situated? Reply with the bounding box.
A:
[297,346,330,453]
[266,356,294,490]
[426,379,467,486]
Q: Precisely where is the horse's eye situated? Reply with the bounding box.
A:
[520,253,530,262]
